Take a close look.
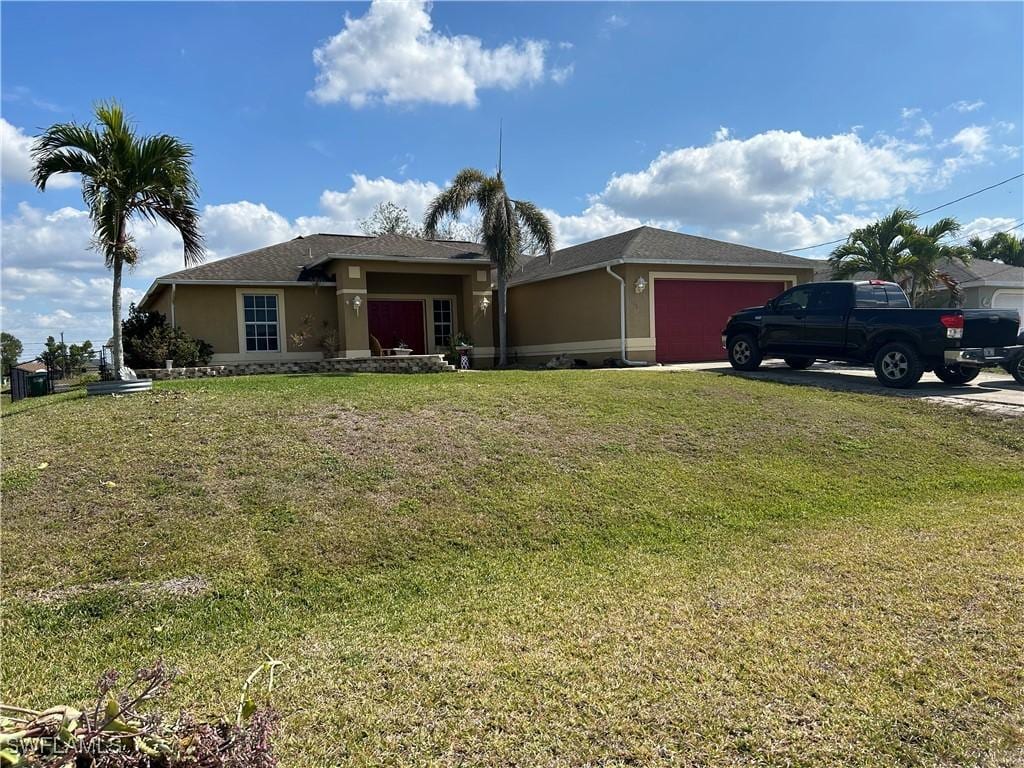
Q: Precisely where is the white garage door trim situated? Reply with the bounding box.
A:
[991,288,1024,312]
[646,271,799,346]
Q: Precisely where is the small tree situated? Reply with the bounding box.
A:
[40,336,66,373]
[359,201,422,237]
[967,231,1024,267]
[1,332,23,372]
[122,304,213,368]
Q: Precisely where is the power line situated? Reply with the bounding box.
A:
[950,218,1024,243]
[782,172,1024,253]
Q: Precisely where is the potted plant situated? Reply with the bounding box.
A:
[451,333,473,369]
[393,341,412,356]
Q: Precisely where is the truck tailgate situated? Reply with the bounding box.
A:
[962,310,1021,347]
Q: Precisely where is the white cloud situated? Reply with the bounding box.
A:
[0,118,77,189]
[596,128,931,230]
[915,119,933,138]
[310,0,547,107]
[298,174,442,233]
[900,107,921,119]
[551,64,574,85]
[542,203,646,247]
[950,99,985,113]
[950,124,990,155]
[603,14,629,32]
[960,216,1018,239]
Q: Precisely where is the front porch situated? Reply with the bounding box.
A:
[333,256,495,366]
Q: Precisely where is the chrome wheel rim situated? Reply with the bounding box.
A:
[881,350,908,380]
[733,340,752,364]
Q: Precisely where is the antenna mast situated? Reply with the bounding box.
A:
[497,119,503,178]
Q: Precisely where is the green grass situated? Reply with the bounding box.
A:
[3,370,1023,766]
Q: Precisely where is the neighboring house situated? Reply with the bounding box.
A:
[139,233,496,364]
[139,226,819,367]
[507,226,817,364]
[924,258,1024,314]
[13,360,48,374]
[814,258,1024,314]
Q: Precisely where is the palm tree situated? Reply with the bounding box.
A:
[829,208,970,306]
[423,169,554,365]
[828,207,919,282]
[32,101,203,378]
[967,231,1024,268]
[901,217,970,306]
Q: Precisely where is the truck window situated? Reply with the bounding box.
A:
[855,284,888,307]
[775,286,812,312]
[883,285,910,307]
[808,283,849,311]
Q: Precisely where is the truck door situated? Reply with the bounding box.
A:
[761,285,810,354]
[801,283,850,356]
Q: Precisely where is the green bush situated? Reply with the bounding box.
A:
[122,304,214,369]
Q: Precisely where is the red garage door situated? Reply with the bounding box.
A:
[654,279,786,363]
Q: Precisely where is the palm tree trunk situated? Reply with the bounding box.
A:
[497,270,508,367]
[111,254,124,377]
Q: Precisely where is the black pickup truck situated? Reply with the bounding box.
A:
[721,280,1022,388]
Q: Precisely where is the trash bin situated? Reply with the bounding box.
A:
[28,372,49,397]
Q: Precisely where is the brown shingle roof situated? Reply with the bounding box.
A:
[160,234,367,282]
[157,233,486,283]
[510,226,818,284]
[329,233,485,260]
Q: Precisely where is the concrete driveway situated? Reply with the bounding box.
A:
[660,360,1024,417]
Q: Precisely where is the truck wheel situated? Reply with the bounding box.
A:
[1007,354,1024,385]
[728,334,762,371]
[873,341,924,388]
[783,357,814,370]
[934,364,981,386]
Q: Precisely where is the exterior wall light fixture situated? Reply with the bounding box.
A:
[634,276,647,294]
[479,296,490,312]
[350,294,362,314]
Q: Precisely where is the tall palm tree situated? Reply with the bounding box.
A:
[32,101,203,378]
[828,207,919,282]
[967,231,1024,268]
[423,168,554,365]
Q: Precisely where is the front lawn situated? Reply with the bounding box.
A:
[3,370,1022,766]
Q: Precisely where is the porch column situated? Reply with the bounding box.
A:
[337,262,370,357]
[461,268,495,365]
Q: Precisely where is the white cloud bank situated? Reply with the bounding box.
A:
[310,0,547,107]
[1,118,77,189]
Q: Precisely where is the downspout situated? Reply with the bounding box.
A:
[170,283,177,327]
[605,264,647,367]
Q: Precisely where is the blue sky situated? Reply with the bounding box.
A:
[2,1,1022,346]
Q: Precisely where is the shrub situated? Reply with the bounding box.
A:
[122,304,213,369]
[0,659,281,767]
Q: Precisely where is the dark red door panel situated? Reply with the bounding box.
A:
[654,279,785,362]
[368,300,426,354]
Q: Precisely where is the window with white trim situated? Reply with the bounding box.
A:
[432,298,453,349]
[243,294,280,351]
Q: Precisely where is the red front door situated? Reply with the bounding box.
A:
[368,300,426,354]
[654,279,786,362]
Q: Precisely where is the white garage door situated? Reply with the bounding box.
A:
[992,289,1024,320]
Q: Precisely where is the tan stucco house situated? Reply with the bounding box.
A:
[507,226,817,365]
[139,226,818,368]
[139,233,497,364]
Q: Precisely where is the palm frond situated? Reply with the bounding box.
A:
[512,200,554,262]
